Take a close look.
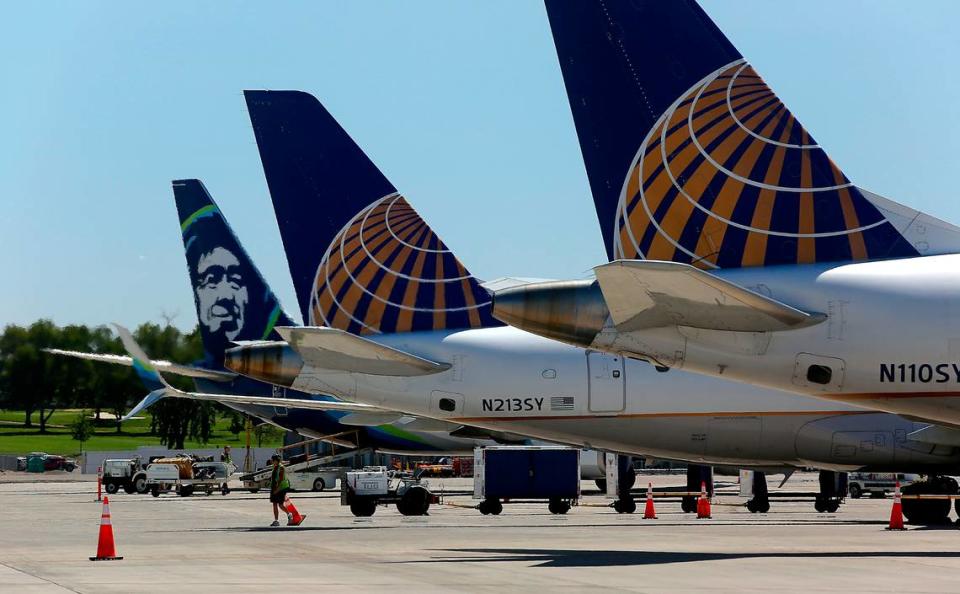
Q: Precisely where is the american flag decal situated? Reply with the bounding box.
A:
[550,396,575,411]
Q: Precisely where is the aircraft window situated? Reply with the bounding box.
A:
[612,370,621,378]
[806,364,832,385]
[438,398,457,412]
[541,369,557,379]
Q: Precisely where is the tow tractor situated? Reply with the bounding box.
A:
[101,457,150,495]
[342,466,436,517]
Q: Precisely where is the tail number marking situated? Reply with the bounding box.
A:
[481,397,544,413]
[880,363,960,383]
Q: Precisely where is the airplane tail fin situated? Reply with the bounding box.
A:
[244,90,499,334]
[544,0,960,268]
[173,179,295,365]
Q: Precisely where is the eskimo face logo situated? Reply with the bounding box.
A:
[614,60,911,269]
[308,193,493,334]
[195,246,248,340]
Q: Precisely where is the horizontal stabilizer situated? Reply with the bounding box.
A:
[594,260,825,333]
[275,326,451,376]
[43,348,236,382]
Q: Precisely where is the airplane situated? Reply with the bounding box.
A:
[213,88,960,521]
[48,179,534,457]
[491,1,960,436]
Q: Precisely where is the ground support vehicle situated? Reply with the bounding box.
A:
[341,466,436,517]
[101,458,149,494]
[474,446,580,515]
[147,461,236,497]
[847,473,918,499]
[241,449,365,492]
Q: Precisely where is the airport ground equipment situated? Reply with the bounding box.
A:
[89,497,122,562]
[101,458,149,495]
[602,453,637,513]
[474,446,580,515]
[848,473,918,499]
[341,466,435,517]
[147,461,236,497]
[240,449,366,492]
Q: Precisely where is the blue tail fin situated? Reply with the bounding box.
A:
[544,0,937,268]
[173,179,295,364]
[244,90,499,335]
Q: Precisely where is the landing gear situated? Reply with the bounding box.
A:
[682,464,712,514]
[902,475,958,525]
[746,471,769,513]
[614,455,636,514]
[814,470,846,513]
[478,498,503,516]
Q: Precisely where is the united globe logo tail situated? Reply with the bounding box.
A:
[544,0,956,269]
[245,90,499,335]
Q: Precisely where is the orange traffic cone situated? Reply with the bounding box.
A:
[887,480,905,531]
[696,481,712,519]
[89,496,123,561]
[643,482,657,519]
[283,496,306,526]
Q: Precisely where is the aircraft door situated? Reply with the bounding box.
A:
[587,351,625,412]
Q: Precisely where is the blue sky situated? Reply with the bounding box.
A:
[2,1,959,329]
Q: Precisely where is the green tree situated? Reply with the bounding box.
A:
[69,411,95,452]
[254,423,285,448]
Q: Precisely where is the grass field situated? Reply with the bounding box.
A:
[0,409,283,456]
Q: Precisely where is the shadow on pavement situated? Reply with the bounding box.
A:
[410,548,960,567]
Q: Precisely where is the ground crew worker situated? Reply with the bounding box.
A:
[220,446,232,464]
[269,454,291,527]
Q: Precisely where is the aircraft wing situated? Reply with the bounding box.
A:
[43,348,236,382]
[156,384,391,414]
[274,326,451,376]
[594,260,826,333]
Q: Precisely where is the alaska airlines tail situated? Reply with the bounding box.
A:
[173,179,295,364]
[545,0,960,268]
[244,90,499,335]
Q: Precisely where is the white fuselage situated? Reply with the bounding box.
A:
[593,254,960,427]
[283,325,960,472]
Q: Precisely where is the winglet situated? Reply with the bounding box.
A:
[113,324,171,390]
[113,324,179,420]
[121,389,166,422]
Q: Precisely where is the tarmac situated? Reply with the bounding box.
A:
[1,471,959,593]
